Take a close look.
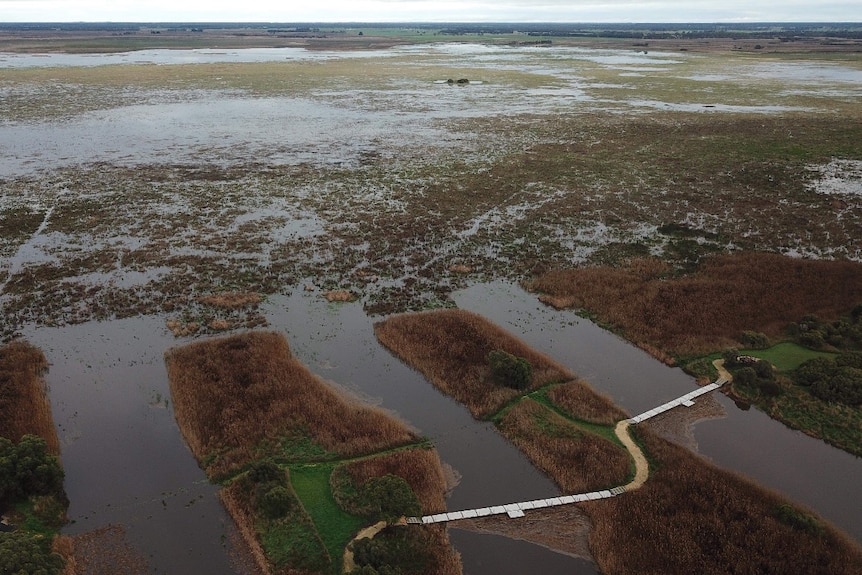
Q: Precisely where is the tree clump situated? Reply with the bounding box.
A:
[488,349,532,390]
[795,352,862,406]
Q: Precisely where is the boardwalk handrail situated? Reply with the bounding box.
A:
[406,375,728,525]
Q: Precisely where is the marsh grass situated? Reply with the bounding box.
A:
[497,399,631,493]
[374,309,578,418]
[530,252,862,358]
[583,426,862,575]
[166,330,456,575]
[165,331,417,477]
[0,340,59,454]
[331,448,448,515]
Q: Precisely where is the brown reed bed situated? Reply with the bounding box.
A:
[374,309,584,419]
[165,331,418,478]
[529,252,862,358]
[333,449,448,515]
[497,399,630,494]
[582,425,862,575]
[0,340,59,454]
[545,380,628,426]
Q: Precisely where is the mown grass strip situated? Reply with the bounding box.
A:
[742,342,837,372]
[289,464,365,573]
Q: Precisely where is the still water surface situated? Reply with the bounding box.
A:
[21,281,862,574]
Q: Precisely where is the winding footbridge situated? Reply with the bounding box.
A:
[405,371,730,525]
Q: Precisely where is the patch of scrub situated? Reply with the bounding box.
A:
[806,159,862,196]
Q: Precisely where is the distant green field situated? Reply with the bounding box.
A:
[742,342,836,372]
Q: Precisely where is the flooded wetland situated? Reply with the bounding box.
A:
[2,29,862,573]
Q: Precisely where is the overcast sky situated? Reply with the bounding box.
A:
[0,1,859,23]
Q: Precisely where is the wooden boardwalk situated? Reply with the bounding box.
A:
[406,376,728,525]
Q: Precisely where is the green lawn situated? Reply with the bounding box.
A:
[743,342,836,372]
[289,464,365,573]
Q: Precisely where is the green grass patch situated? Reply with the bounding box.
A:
[289,464,365,573]
[742,342,837,372]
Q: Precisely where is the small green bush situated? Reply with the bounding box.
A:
[740,331,769,349]
[811,366,862,406]
[775,504,823,536]
[488,350,532,390]
[0,531,63,575]
[260,485,294,519]
[0,435,64,509]
[361,475,420,523]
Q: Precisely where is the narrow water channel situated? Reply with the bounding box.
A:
[23,279,860,574]
[452,281,862,544]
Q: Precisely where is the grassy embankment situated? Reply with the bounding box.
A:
[165,330,460,575]
[375,308,862,574]
[529,251,862,455]
[0,341,68,574]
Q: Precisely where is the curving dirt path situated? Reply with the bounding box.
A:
[343,520,388,573]
[713,358,732,383]
[614,420,649,491]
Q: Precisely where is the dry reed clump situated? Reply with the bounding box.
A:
[324,290,356,303]
[198,291,263,309]
[334,448,448,514]
[546,381,628,425]
[529,252,862,357]
[0,340,59,454]
[497,400,630,494]
[582,426,862,575]
[374,309,578,418]
[165,331,417,477]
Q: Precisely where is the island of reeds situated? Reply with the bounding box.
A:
[529,251,862,456]
[165,330,460,575]
[375,309,862,574]
[0,341,68,574]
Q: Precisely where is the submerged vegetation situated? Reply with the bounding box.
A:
[166,331,459,575]
[2,30,862,573]
[377,309,862,574]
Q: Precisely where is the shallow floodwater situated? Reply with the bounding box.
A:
[452,281,862,543]
[22,316,243,574]
[21,280,862,575]
[6,42,862,573]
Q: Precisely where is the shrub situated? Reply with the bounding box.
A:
[811,367,862,406]
[836,351,862,369]
[757,379,782,397]
[248,460,282,483]
[0,435,64,508]
[754,360,775,381]
[350,526,431,575]
[488,349,532,390]
[733,367,757,388]
[361,475,420,523]
[775,504,823,536]
[798,331,826,350]
[259,485,294,519]
[740,331,769,349]
[794,357,834,386]
[0,531,63,575]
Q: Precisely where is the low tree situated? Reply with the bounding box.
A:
[488,350,532,390]
[361,475,420,523]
